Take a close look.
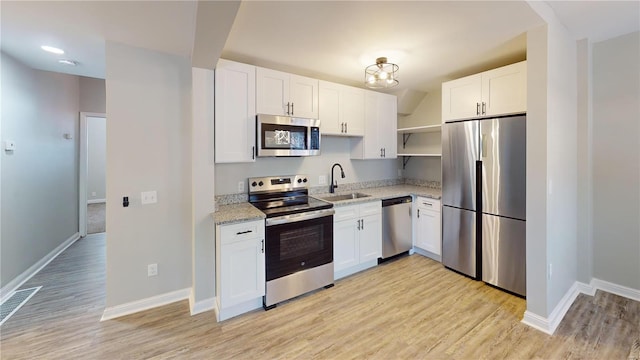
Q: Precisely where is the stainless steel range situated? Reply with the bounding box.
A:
[248,174,335,310]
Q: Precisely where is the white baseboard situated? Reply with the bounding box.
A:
[521,282,581,335]
[87,199,106,204]
[101,288,190,321]
[521,278,640,335]
[590,278,640,302]
[189,293,216,316]
[0,232,80,303]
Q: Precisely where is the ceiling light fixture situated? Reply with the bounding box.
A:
[58,59,78,66]
[364,57,399,89]
[41,45,65,55]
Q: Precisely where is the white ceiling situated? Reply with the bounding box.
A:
[1,1,638,92]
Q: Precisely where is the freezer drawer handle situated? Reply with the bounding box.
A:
[422,202,433,207]
[236,230,253,235]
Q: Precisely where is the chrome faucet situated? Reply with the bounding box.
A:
[330,163,345,193]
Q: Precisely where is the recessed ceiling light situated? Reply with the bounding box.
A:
[41,45,65,55]
[58,59,78,66]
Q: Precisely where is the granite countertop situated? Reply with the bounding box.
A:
[213,184,442,224]
[213,202,265,225]
[312,185,442,207]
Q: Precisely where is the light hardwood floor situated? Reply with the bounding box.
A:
[1,233,638,359]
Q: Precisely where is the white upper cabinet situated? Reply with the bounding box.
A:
[319,81,365,136]
[442,61,527,122]
[256,67,319,119]
[351,91,397,159]
[215,59,256,163]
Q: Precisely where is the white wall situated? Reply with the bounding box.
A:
[87,117,106,202]
[592,31,640,291]
[215,136,398,195]
[191,67,216,310]
[0,52,80,288]
[105,42,192,307]
[526,3,579,319]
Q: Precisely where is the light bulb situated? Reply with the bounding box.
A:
[386,77,394,84]
[41,45,64,54]
[367,75,376,84]
[379,71,388,80]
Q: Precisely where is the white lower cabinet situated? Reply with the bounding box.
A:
[215,219,265,321]
[413,197,442,261]
[333,201,382,279]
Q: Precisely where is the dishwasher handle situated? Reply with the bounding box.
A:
[382,196,412,207]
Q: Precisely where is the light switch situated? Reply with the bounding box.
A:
[4,140,16,151]
[141,191,157,204]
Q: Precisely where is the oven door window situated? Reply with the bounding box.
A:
[261,124,308,150]
[265,216,333,281]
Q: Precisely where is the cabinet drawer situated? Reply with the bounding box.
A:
[416,197,441,211]
[334,205,359,222]
[219,220,264,244]
[359,201,382,216]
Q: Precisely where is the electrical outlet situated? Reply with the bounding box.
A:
[141,191,157,204]
[148,263,158,277]
[237,181,244,193]
[319,175,327,185]
[91,191,97,197]
[397,169,403,178]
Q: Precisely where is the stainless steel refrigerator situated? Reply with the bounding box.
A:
[441,115,526,296]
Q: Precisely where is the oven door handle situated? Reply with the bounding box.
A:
[265,208,335,226]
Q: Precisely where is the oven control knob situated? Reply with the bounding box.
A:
[251,181,257,187]
[303,178,308,183]
[258,181,264,187]
[297,178,302,183]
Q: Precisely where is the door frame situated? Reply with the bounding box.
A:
[79,112,106,237]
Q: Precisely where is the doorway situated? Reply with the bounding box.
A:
[79,112,107,237]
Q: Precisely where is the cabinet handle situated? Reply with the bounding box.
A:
[482,102,486,115]
[357,219,361,230]
[341,123,344,133]
[417,209,420,218]
[476,102,480,116]
[236,230,253,235]
[423,202,433,207]
[261,239,264,253]
[252,146,255,160]
[345,123,347,133]
[383,148,386,157]
[361,219,364,230]
[286,102,290,115]
[291,102,294,115]
[380,148,384,157]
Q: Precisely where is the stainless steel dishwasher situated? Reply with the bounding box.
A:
[381,196,413,259]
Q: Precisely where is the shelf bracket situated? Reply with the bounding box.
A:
[402,156,411,169]
[402,133,412,149]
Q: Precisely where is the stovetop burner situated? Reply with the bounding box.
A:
[248,174,333,218]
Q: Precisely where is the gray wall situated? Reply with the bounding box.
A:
[592,31,640,290]
[215,136,399,195]
[397,89,442,182]
[80,77,106,113]
[87,117,107,201]
[0,52,80,288]
[105,42,192,307]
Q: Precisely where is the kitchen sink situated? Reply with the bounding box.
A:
[318,192,371,202]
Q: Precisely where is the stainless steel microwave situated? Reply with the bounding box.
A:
[256,114,321,157]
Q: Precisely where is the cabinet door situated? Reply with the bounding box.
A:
[334,219,359,273]
[290,74,318,119]
[482,61,527,117]
[441,73,482,122]
[220,238,265,306]
[359,213,382,263]
[341,85,365,136]
[377,92,397,159]
[417,207,441,256]
[215,59,256,163]
[256,67,289,116]
[319,81,342,134]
